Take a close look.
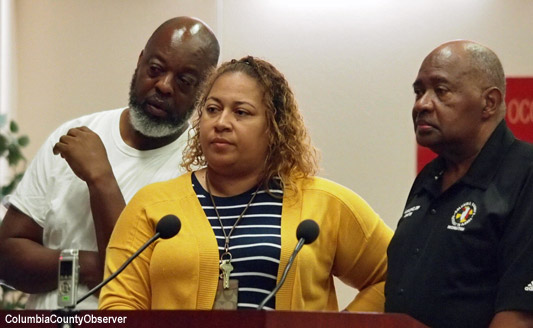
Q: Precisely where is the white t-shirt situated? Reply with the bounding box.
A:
[9,108,188,309]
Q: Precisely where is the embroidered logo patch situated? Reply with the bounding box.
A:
[447,202,477,231]
[525,281,533,292]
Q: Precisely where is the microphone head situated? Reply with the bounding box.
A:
[296,219,319,244]
[156,215,181,239]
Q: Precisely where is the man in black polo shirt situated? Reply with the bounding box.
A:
[385,40,533,328]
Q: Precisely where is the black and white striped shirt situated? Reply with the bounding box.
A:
[192,174,282,310]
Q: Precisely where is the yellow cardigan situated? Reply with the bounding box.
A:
[99,173,392,311]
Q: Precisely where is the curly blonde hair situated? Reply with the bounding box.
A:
[181,56,320,195]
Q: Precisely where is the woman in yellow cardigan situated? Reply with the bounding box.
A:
[99,56,392,311]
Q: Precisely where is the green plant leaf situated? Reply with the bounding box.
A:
[1,180,16,197]
[1,118,30,208]
[17,136,30,147]
[7,144,22,165]
[9,120,19,133]
[0,134,7,153]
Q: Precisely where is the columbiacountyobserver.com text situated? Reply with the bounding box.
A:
[3,313,127,325]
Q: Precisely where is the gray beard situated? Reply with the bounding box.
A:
[128,69,190,138]
[128,104,188,138]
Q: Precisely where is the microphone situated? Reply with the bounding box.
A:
[257,219,319,310]
[75,214,181,306]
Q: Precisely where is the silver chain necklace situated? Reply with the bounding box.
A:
[205,170,259,288]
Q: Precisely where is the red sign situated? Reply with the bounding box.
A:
[416,77,533,172]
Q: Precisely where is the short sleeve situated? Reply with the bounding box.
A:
[8,131,63,227]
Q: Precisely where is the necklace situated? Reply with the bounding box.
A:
[205,170,259,289]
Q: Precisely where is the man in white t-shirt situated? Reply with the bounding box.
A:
[0,16,219,309]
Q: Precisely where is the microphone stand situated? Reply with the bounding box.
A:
[52,215,180,327]
[51,233,161,328]
[76,232,160,305]
[257,238,305,310]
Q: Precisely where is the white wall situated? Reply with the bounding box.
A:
[0,0,16,188]
[9,0,533,309]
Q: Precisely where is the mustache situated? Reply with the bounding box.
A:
[145,94,172,112]
[413,111,429,122]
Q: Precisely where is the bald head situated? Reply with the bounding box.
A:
[421,40,507,122]
[127,17,220,140]
[412,40,507,157]
[146,16,220,67]
[426,40,506,97]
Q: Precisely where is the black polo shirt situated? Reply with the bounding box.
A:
[385,120,533,328]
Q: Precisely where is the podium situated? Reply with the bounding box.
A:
[1,310,427,327]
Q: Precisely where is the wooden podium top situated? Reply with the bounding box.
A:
[1,310,427,328]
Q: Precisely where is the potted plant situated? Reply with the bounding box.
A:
[0,113,29,309]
